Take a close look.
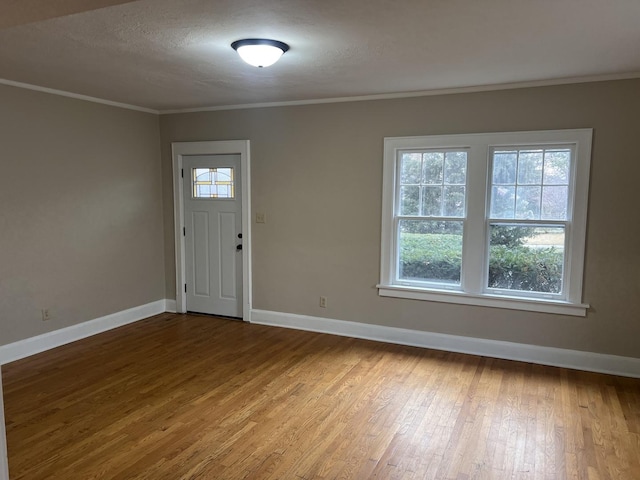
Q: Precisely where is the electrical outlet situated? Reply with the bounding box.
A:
[41,309,51,321]
[319,296,327,308]
[256,212,266,223]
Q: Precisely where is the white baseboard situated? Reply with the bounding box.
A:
[3,302,638,376]
[0,300,168,365]
[165,299,177,313]
[251,309,640,378]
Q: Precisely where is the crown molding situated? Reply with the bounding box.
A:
[0,78,158,114]
[160,72,640,114]
[3,71,640,116]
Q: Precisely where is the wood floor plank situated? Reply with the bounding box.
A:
[3,313,640,479]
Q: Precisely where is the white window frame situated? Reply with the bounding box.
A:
[378,129,592,316]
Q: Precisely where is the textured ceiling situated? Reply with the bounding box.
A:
[0,0,138,28]
[0,0,639,112]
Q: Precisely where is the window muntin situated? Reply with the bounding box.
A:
[396,150,467,288]
[192,167,235,198]
[379,130,592,316]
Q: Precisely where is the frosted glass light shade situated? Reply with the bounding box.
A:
[231,39,289,68]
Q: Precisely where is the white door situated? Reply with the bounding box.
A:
[182,154,243,317]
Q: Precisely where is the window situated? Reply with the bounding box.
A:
[192,167,235,198]
[378,130,592,316]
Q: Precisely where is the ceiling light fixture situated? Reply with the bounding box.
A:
[231,38,290,68]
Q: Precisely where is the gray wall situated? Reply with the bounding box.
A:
[2,79,637,359]
[0,84,165,346]
[160,79,640,359]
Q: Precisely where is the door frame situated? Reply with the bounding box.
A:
[172,140,252,321]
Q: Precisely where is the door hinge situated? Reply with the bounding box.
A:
[184,284,187,293]
[181,168,184,178]
[183,227,186,236]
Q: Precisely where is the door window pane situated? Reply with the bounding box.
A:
[398,220,463,285]
[193,167,235,198]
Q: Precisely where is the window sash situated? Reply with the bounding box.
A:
[395,149,468,219]
[393,148,468,289]
[487,145,575,222]
[483,221,569,300]
[394,217,465,290]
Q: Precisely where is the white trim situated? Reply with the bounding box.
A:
[251,309,640,378]
[165,299,178,313]
[4,72,639,117]
[0,300,166,365]
[377,285,588,316]
[171,141,252,322]
[0,369,8,480]
[159,72,640,114]
[0,79,158,114]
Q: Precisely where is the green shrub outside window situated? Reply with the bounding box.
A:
[399,226,564,293]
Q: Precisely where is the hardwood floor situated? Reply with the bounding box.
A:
[3,313,640,479]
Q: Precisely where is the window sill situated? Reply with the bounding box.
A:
[377,284,588,317]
